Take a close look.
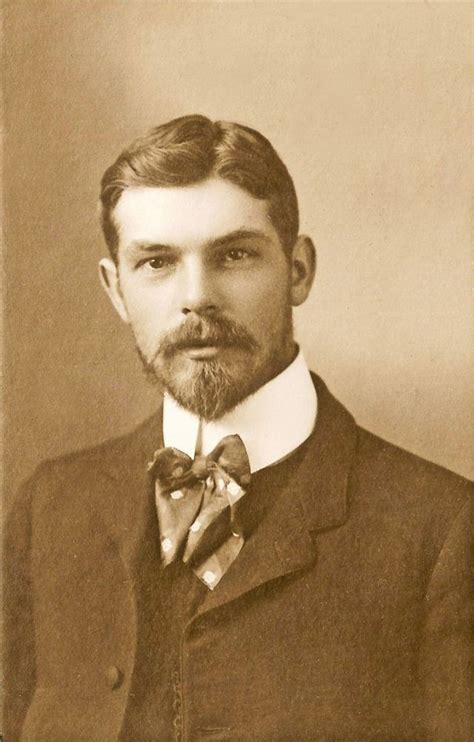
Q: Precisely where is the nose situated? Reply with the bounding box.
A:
[180,259,218,316]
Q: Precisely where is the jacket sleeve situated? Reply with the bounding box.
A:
[3,467,47,740]
[419,495,474,741]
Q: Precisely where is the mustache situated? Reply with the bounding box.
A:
[156,315,259,358]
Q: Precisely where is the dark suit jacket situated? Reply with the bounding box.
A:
[3,376,473,741]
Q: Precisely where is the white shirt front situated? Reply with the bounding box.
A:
[163,349,317,473]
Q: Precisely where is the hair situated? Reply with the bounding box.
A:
[99,114,299,262]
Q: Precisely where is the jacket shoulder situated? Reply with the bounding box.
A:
[32,412,161,481]
[354,426,472,532]
[357,427,472,491]
[8,412,162,525]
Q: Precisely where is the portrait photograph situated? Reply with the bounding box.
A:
[2,2,473,740]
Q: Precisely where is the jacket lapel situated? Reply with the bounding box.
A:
[97,408,165,577]
[196,375,359,615]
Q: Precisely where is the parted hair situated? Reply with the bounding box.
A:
[99,115,299,262]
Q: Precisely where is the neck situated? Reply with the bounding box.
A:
[255,341,299,395]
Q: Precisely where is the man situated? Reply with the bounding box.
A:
[4,115,472,741]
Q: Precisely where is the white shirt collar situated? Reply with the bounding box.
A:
[163,349,317,473]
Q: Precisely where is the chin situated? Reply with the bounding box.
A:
[159,355,261,421]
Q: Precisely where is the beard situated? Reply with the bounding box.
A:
[136,313,293,420]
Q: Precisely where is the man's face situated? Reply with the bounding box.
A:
[100,177,312,419]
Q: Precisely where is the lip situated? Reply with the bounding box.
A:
[181,345,221,360]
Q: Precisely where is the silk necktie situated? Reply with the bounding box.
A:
[148,435,251,589]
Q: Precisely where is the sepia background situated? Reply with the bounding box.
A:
[3,0,473,510]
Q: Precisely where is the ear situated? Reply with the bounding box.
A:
[289,235,316,307]
[98,257,130,323]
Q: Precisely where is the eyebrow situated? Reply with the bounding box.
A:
[126,229,273,255]
[209,229,273,249]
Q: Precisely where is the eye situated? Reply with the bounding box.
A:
[141,255,175,271]
[222,248,253,262]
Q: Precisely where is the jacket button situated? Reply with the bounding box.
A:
[105,665,123,689]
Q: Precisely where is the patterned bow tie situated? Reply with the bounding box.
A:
[148,435,251,589]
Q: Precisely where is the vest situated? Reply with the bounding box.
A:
[119,437,312,741]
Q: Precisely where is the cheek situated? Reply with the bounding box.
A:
[121,285,170,343]
[228,263,289,307]
[235,282,290,339]
[256,266,290,307]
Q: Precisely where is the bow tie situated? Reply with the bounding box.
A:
[148,435,251,589]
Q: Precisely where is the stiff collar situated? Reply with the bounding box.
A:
[163,350,318,474]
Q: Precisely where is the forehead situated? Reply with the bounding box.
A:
[113,177,278,250]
